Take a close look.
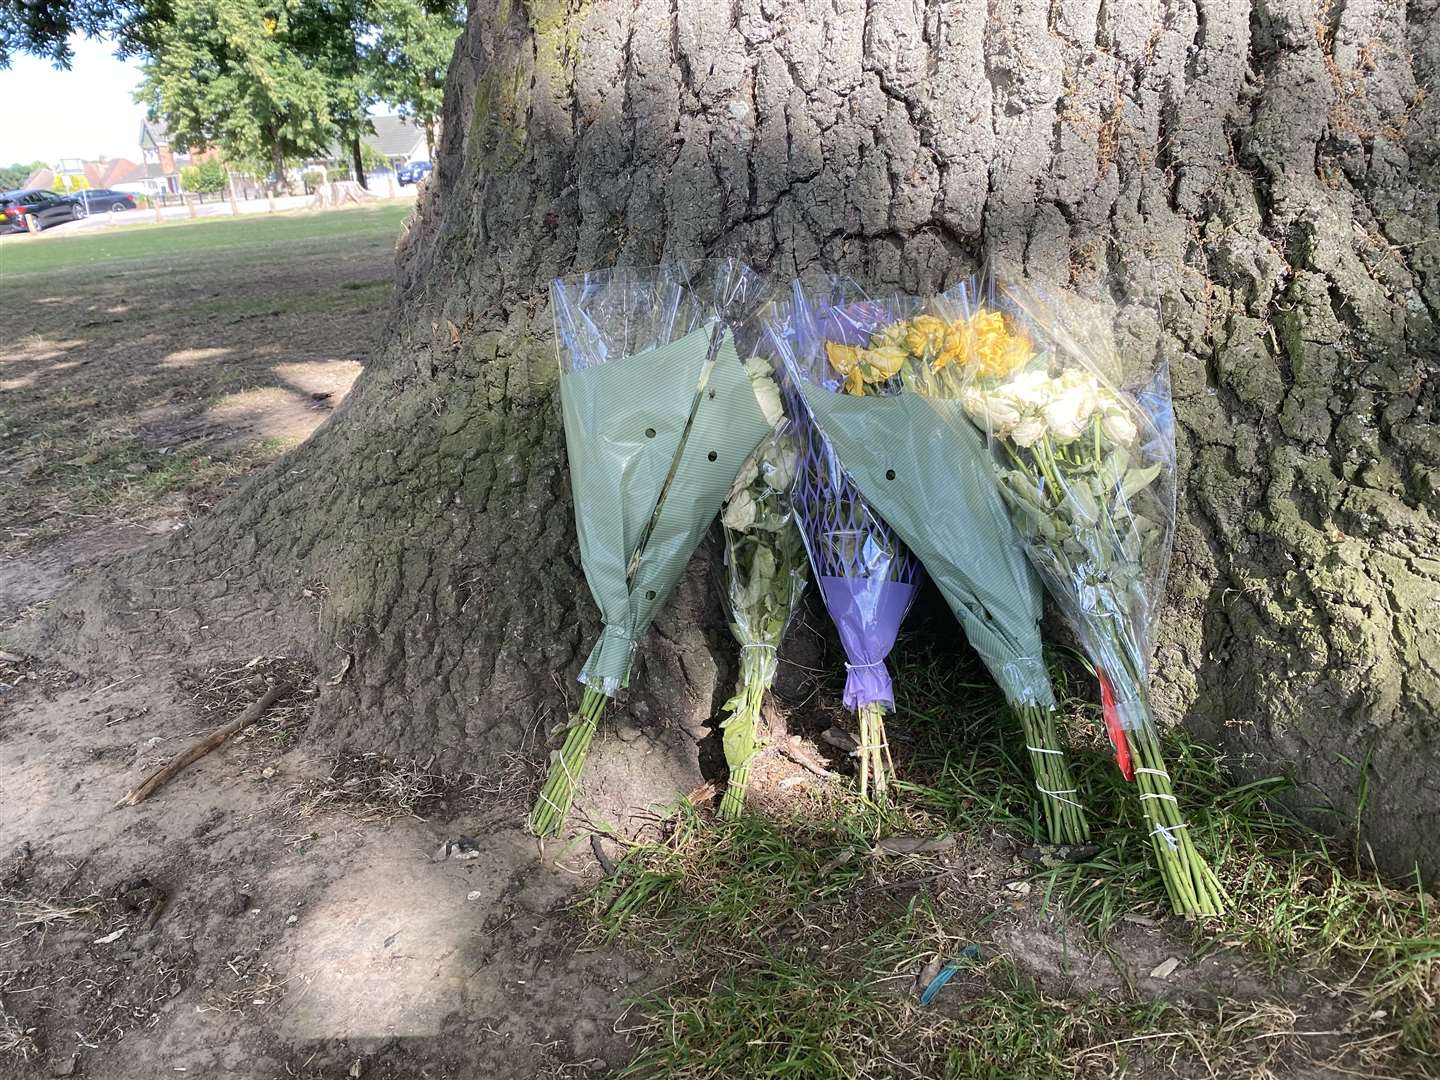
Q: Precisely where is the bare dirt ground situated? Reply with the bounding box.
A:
[1,211,1432,1079]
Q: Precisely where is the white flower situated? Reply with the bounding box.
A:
[1056,367,1098,393]
[1041,386,1095,442]
[1101,409,1138,445]
[1003,368,1053,409]
[1010,415,1047,447]
[986,396,1023,433]
[722,488,757,531]
[761,439,799,491]
[727,454,760,501]
[751,374,785,428]
[744,356,774,380]
[962,387,1021,433]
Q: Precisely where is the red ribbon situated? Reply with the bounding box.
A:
[1098,671,1134,780]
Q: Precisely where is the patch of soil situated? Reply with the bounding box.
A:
[0,519,182,629]
[0,667,641,1079]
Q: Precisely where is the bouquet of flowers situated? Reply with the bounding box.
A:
[715,415,809,818]
[943,278,1226,915]
[784,278,1090,845]
[529,262,782,838]
[763,288,924,803]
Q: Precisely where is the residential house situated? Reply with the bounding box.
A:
[23,157,149,192]
[317,114,431,178]
[368,114,431,167]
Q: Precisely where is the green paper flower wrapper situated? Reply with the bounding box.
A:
[529,262,779,838]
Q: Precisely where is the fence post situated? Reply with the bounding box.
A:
[227,172,240,215]
[154,195,163,224]
[186,194,198,219]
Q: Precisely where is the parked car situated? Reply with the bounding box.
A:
[0,188,80,233]
[397,160,433,185]
[71,189,139,215]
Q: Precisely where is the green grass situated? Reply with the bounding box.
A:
[0,202,412,278]
[583,639,1440,1077]
[890,645,1440,1053]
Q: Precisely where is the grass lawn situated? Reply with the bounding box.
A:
[0,202,406,558]
[0,201,413,278]
[587,642,1440,1078]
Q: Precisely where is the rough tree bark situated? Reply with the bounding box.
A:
[18,0,1438,873]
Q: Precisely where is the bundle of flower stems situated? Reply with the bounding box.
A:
[789,387,921,804]
[784,281,1088,842]
[529,263,780,838]
[944,279,1224,913]
[715,408,808,818]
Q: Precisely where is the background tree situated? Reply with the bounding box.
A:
[0,160,48,189]
[179,157,226,192]
[362,0,460,155]
[135,0,334,190]
[292,0,374,188]
[10,0,1440,885]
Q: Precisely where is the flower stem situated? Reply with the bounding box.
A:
[528,684,610,838]
[1016,702,1090,845]
[719,648,776,820]
[856,701,892,805]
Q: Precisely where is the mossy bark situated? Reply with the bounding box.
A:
[19,0,1438,872]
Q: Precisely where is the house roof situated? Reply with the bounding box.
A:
[22,158,147,191]
[368,114,428,157]
[140,117,170,149]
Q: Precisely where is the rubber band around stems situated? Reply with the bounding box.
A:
[741,643,777,651]
[1026,745,1064,756]
[537,742,586,818]
[1134,767,1170,779]
[1150,822,1187,851]
[1139,792,1178,803]
[1036,785,1084,810]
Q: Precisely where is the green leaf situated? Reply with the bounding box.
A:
[1121,462,1164,500]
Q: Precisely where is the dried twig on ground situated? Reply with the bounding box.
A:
[115,682,292,808]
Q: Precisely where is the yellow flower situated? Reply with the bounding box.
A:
[968,310,1033,378]
[864,344,907,381]
[828,338,906,394]
[826,341,862,376]
[931,321,971,373]
[904,315,948,360]
[869,323,908,351]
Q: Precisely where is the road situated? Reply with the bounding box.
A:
[19,185,420,237]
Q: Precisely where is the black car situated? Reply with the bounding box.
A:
[0,188,80,233]
[72,188,138,216]
[396,160,433,185]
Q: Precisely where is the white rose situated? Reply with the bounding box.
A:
[751,374,785,428]
[727,454,760,501]
[1042,387,1093,442]
[985,396,1023,433]
[762,439,799,491]
[1101,409,1138,445]
[1057,367,1098,393]
[1010,415,1047,447]
[1004,368,1052,409]
[962,388,1021,432]
[722,488,757,531]
[744,356,774,380]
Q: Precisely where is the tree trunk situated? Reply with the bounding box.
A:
[270,129,286,196]
[19,0,1439,873]
[350,129,368,190]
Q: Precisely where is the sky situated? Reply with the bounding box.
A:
[0,37,149,166]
